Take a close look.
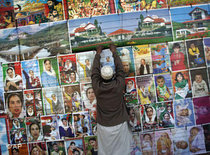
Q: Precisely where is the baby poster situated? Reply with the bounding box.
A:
[150,43,171,74]
[155,130,174,155]
[136,75,156,105]
[39,57,60,88]
[154,73,173,102]
[172,70,192,100]
[125,77,138,106]
[21,59,41,89]
[168,41,189,71]
[117,46,135,77]
[62,84,82,113]
[173,98,195,128]
[42,86,64,115]
[133,44,152,76]
[140,132,156,155]
[172,128,189,155]
[193,96,210,125]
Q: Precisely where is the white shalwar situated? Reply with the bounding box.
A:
[97,121,132,155]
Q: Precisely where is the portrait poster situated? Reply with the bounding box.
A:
[202,124,210,152]
[117,46,135,77]
[65,138,84,155]
[21,59,41,89]
[125,77,138,107]
[193,96,210,125]
[28,142,48,155]
[66,0,115,19]
[173,98,195,128]
[39,57,60,88]
[157,102,174,129]
[170,4,209,41]
[41,115,60,141]
[42,86,64,115]
[127,106,142,132]
[0,28,19,63]
[24,89,43,117]
[168,41,189,71]
[58,54,78,85]
[136,75,156,104]
[172,128,189,155]
[47,140,66,155]
[62,84,82,113]
[172,70,192,100]
[140,132,156,155]
[151,43,171,74]
[133,44,152,76]
[57,114,75,140]
[142,103,158,130]
[204,37,210,67]
[186,39,206,68]
[0,66,5,112]
[72,111,92,137]
[2,62,23,92]
[154,73,173,102]
[8,118,25,132]
[155,130,174,155]
[100,48,115,72]
[84,136,98,155]
[9,122,27,144]
[76,51,96,83]
[26,117,43,143]
[14,0,64,26]
[187,126,206,154]
[190,68,209,98]
[131,133,142,155]
[8,144,29,155]
[5,91,25,119]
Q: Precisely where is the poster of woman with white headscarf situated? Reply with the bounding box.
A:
[39,57,59,88]
[3,62,23,92]
[124,78,138,107]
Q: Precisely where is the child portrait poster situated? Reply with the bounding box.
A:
[172,128,190,155]
[21,59,41,89]
[193,96,210,125]
[62,84,82,113]
[202,124,210,152]
[190,68,209,98]
[172,70,192,100]
[168,41,189,71]
[204,37,210,67]
[154,73,173,102]
[65,138,84,155]
[2,62,23,92]
[8,144,29,155]
[41,115,60,141]
[173,98,195,128]
[125,77,138,106]
[117,46,135,77]
[151,43,171,74]
[39,57,60,88]
[140,132,156,155]
[42,86,64,115]
[186,39,206,68]
[136,75,156,104]
[187,125,206,154]
[76,51,95,83]
[157,102,175,129]
[155,130,174,155]
[58,54,77,85]
[133,44,152,76]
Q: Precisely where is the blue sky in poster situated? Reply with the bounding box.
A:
[170,4,209,23]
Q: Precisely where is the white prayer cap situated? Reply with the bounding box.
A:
[101,65,113,80]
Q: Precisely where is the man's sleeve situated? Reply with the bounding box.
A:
[91,53,102,94]
[113,52,125,82]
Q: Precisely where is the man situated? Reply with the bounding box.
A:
[7,93,24,118]
[139,59,150,75]
[51,143,64,155]
[122,60,134,77]
[91,44,132,155]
